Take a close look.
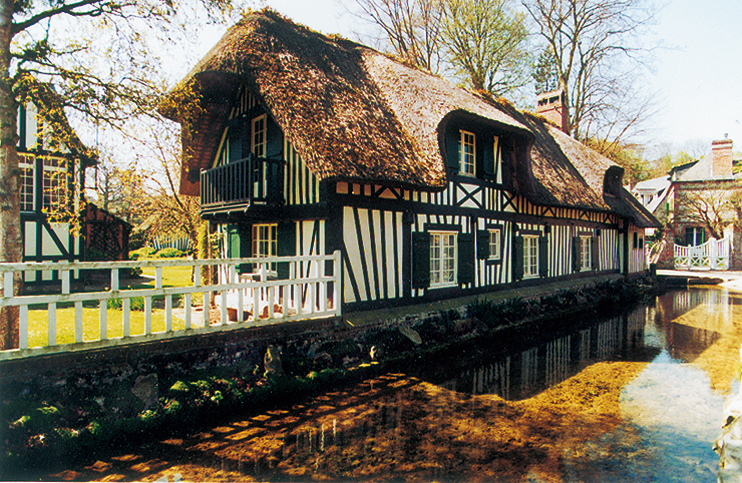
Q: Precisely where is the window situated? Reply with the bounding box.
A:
[430,231,457,286]
[42,156,67,210]
[523,235,539,278]
[489,228,501,261]
[252,223,277,258]
[251,114,266,157]
[685,227,705,247]
[579,236,592,271]
[19,155,34,211]
[459,130,476,176]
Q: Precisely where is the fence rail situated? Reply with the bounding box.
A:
[0,252,341,360]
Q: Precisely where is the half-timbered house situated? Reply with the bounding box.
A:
[162,10,659,315]
[17,83,96,283]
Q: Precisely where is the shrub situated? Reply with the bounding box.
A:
[130,247,156,260]
[154,247,186,259]
[107,297,145,311]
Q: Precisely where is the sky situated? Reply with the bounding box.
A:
[183,0,742,157]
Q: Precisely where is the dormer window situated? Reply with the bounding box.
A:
[459,130,476,176]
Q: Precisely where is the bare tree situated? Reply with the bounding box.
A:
[355,0,445,73]
[675,188,737,240]
[523,0,657,144]
[444,0,531,97]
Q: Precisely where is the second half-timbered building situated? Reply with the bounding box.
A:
[162,10,659,315]
[17,82,97,283]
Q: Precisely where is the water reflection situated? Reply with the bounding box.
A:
[431,288,739,401]
[54,288,742,483]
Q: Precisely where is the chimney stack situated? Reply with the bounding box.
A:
[711,138,733,178]
[535,88,569,134]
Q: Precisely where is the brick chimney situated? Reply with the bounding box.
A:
[711,137,733,178]
[535,88,569,134]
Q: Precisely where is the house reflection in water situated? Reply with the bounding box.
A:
[436,288,735,400]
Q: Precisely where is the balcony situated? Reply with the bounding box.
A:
[200,154,284,213]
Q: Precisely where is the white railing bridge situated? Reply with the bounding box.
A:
[674,236,731,271]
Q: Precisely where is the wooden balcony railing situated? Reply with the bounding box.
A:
[200,154,284,209]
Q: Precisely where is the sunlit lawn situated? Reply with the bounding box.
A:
[27,265,203,348]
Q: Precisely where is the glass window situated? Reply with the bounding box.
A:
[430,231,457,287]
[459,130,476,176]
[42,156,67,211]
[580,236,592,271]
[685,227,705,247]
[19,155,34,212]
[252,114,266,157]
[252,223,277,272]
[489,228,501,260]
[524,235,539,278]
[252,223,277,258]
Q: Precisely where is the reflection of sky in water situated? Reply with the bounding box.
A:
[563,288,742,483]
[615,354,726,482]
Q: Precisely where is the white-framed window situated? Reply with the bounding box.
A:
[19,154,34,212]
[579,235,592,271]
[430,231,457,287]
[523,235,539,278]
[459,130,476,176]
[251,114,266,157]
[42,156,67,211]
[489,228,501,261]
[252,223,277,273]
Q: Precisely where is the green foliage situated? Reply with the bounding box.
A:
[130,247,156,260]
[107,297,145,311]
[128,231,147,251]
[444,0,531,96]
[533,47,558,95]
[154,247,186,259]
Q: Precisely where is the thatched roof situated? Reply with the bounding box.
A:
[163,9,658,228]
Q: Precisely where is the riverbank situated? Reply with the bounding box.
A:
[0,275,662,479]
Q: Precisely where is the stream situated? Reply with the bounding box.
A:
[50,287,742,482]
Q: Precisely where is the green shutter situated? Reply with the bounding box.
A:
[513,236,524,281]
[476,230,490,260]
[483,140,495,178]
[276,221,296,279]
[591,236,599,270]
[228,224,252,273]
[539,236,549,277]
[412,231,430,289]
[458,233,475,285]
[446,131,460,173]
[227,224,241,258]
[572,236,580,272]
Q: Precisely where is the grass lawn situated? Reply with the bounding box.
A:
[27,265,203,348]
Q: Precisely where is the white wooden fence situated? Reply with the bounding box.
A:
[674,236,731,270]
[0,252,341,360]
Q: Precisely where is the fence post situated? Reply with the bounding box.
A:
[19,305,28,350]
[48,303,57,346]
[4,271,13,298]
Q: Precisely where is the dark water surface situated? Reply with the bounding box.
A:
[52,288,742,482]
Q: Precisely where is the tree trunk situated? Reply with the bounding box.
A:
[0,0,20,350]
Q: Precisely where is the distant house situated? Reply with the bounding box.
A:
[17,83,97,283]
[640,138,742,270]
[161,10,659,315]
